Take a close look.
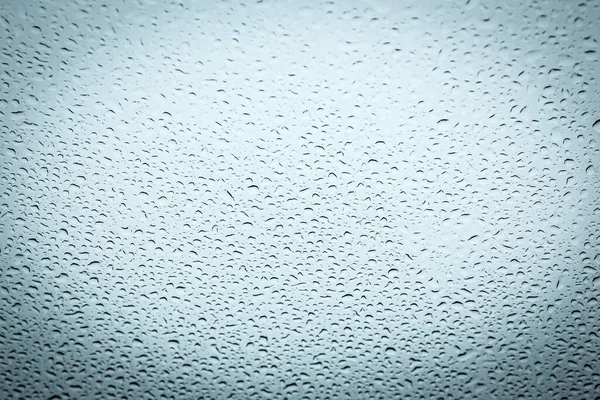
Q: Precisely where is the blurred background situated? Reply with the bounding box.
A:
[0,0,599,398]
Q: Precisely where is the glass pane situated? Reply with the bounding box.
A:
[1,0,599,399]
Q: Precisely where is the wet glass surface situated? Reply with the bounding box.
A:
[1,0,599,399]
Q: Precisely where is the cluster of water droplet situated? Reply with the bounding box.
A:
[1,0,599,399]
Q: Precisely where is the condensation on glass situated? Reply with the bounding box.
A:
[1,0,599,399]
